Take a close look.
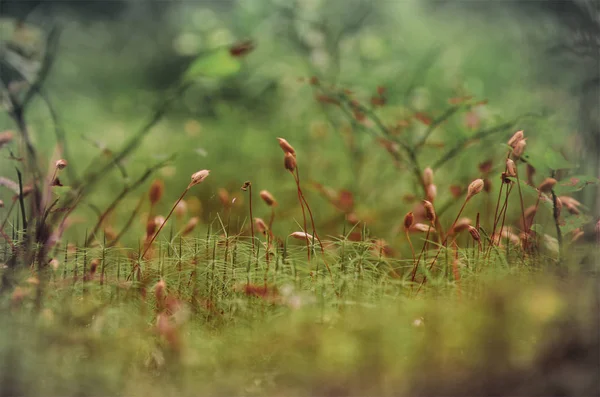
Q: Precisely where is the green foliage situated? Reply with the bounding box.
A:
[183,48,242,80]
[554,174,599,195]
[1,1,599,395]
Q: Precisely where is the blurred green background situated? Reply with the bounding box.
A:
[0,0,597,247]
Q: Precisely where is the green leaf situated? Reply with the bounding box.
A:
[530,223,544,235]
[544,148,577,171]
[507,177,539,198]
[184,48,241,80]
[559,214,592,235]
[520,151,549,174]
[554,175,599,195]
[51,185,74,199]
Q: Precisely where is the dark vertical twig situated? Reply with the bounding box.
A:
[550,171,563,263]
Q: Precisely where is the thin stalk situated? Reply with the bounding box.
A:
[405,229,416,268]
[142,187,189,259]
[291,168,310,260]
[411,225,432,283]
[417,198,470,292]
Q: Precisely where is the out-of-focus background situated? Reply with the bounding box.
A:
[1,0,598,244]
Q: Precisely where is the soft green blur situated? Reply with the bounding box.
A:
[0,0,586,248]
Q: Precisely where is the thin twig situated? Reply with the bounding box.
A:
[86,157,173,246]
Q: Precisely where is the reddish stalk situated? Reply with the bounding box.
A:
[292,167,311,261]
[242,182,255,256]
[294,172,336,291]
[497,184,514,246]
[490,177,506,238]
[141,188,186,259]
[411,223,433,283]
[142,170,209,259]
[405,229,416,267]
[416,197,471,294]
[514,167,527,259]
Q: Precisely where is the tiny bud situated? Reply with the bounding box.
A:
[426,184,437,202]
[175,200,188,219]
[346,212,360,225]
[468,226,481,242]
[0,200,4,208]
[146,219,157,237]
[537,177,557,193]
[89,259,99,278]
[49,258,59,271]
[254,218,268,235]
[507,130,524,148]
[190,169,210,187]
[259,190,277,207]
[466,179,484,201]
[104,227,117,241]
[0,131,14,148]
[241,181,251,191]
[512,140,526,158]
[422,167,434,186]
[182,217,199,236]
[218,188,230,207]
[478,160,493,174]
[403,212,414,230]
[450,218,472,235]
[277,138,296,157]
[422,200,436,223]
[149,179,164,205]
[559,196,581,215]
[284,152,297,172]
[11,287,26,307]
[506,159,517,177]
[154,216,166,228]
[555,197,562,217]
[526,164,536,185]
[449,185,462,198]
[154,279,166,303]
[289,231,314,241]
[524,206,537,229]
[55,159,68,170]
[410,223,436,233]
[483,178,492,193]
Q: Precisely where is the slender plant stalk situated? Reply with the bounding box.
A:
[411,225,433,283]
[291,168,311,260]
[245,183,255,255]
[405,229,416,268]
[142,188,189,259]
[292,168,336,292]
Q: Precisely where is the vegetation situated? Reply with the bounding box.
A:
[0,1,598,396]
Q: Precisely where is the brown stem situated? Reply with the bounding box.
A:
[292,168,310,260]
[417,198,470,293]
[490,177,506,239]
[0,200,17,231]
[141,187,189,259]
[0,225,16,253]
[108,195,146,248]
[497,184,512,246]
[294,169,336,293]
[515,165,527,233]
[405,229,416,267]
[411,225,432,283]
[248,184,255,256]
